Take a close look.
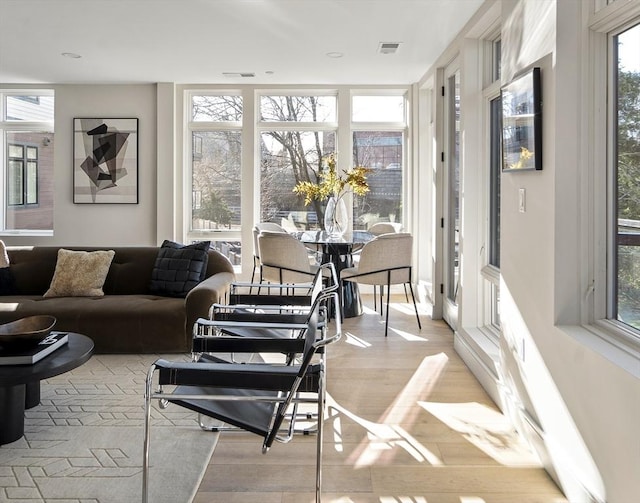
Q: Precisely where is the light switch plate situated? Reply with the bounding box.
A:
[519,188,526,213]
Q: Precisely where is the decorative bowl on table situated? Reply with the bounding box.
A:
[0,315,57,352]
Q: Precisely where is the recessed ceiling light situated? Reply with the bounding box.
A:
[61,52,82,59]
[326,52,344,58]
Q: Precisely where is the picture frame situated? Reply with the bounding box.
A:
[73,118,139,203]
[501,67,542,172]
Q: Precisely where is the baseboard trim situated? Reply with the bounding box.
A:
[454,328,503,407]
[454,328,604,503]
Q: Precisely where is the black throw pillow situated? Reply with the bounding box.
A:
[0,267,17,295]
[149,240,210,298]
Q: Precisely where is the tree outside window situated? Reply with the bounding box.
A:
[615,23,640,330]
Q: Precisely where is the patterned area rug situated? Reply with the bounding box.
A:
[0,354,218,503]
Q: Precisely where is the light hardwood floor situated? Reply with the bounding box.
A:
[194,296,568,503]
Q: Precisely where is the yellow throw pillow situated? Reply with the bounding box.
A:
[44,249,115,298]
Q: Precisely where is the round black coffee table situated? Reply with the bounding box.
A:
[0,333,94,445]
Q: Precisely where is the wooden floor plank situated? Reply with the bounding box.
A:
[195,295,568,502]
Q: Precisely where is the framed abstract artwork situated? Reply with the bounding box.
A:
[501,67,542,172]
[73,118,139,203]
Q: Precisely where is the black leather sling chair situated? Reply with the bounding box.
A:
[203,262,338,348]
[142,291,341,503]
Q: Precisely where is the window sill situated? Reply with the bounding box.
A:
[557,322,640,379]
[0,230,53,237]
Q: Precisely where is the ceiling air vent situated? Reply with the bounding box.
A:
[222,72,256,78]
[378,42,401,54]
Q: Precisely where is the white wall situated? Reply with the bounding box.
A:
[3,84,159,247]
[500,2,640,502]
[425,1,640,502]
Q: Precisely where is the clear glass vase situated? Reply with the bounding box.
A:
[324,195,348,237]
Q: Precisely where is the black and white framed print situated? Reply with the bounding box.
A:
[73,118,139,203]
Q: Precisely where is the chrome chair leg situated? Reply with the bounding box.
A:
[142,364,155,503]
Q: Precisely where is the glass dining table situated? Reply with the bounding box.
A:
[294,230,374,318]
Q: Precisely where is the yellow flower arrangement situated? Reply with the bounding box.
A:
[293,153,370,205]
[509,146,534,170]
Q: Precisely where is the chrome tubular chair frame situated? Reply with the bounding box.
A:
[142,292,341,503]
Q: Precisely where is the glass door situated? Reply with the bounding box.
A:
[443,67,461,329]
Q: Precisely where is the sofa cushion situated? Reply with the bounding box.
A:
[44,249,115,298]
[149,240,210,297]
[0,294,187,353]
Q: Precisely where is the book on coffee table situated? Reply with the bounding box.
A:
[0,332,69,365]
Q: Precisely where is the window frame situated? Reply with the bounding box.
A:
[604,19,640,339]
[181,86,411,280]
[0,89,54,235]
[480,34,503,340]
[586,3,640,360]
[7,142,39,207]
[350,92,409,229]
[186,90,243,236]
[256,91,339,232]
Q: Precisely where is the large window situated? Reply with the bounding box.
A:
[352,95,406,229]
[1,92,54,233]
[481,37,502,334]
[185,88,409,276]
[258,95,337,231]
[188,93,242,264]
[612,22,640,332]
[487,95,502,329]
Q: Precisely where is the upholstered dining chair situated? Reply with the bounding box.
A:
[361,222,402,308]
[368,221,402,235]
[259,231,319,285]
[251,222,287,285]
[340,232,421,337]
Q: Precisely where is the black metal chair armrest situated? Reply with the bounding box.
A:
[192,335,306,354]
[153,358,301,390]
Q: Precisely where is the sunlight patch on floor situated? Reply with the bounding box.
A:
[418,401,542,467]
[344,331,373,348]
[390,302,421,317]
[325,354,449,468]
[379,497,429,503]
[326,397,443,467]
[389,327,429,341]
[361,304,383,315]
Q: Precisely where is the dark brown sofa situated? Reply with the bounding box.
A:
[0,246,236,353]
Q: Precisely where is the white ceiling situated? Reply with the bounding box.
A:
[0,0,484,85]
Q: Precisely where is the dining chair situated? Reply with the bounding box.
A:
[360,222,402,310]
[340,232,421,337]
[259,231,320,285]
[368,221,402,235]
[251,222,287,285]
